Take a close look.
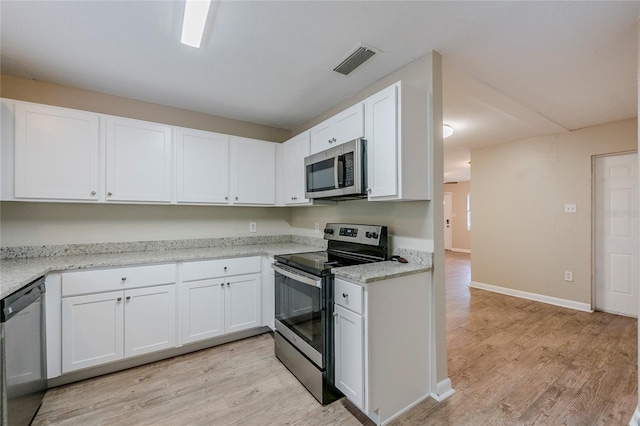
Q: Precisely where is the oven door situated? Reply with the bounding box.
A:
[273,263,325,368]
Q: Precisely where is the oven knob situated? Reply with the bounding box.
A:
[324,228,334,234]
[365,232,372,238]
[371,232,379,239]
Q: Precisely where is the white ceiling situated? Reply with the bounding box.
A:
[1,1,638,182]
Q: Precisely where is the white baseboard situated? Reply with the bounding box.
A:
[630,405,640,426]
[470,281,593,313]
[431,378,455,402]
[450,248,471,254]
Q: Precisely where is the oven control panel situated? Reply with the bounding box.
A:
[323,223,387,246]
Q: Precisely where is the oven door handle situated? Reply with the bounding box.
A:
[272,264,322,288]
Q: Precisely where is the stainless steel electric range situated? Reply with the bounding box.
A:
[272,223,388,404]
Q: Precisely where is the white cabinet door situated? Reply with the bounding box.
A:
[176,128,230,204]
[124,285,176,357]
[280,132,310,205]
[310,103,364,155]
[225,273,261,334]
[365,84,398,199]
[310,119,335,155]
[14,103,100,201]
[182,279,225,344]
[106,117,172,203]
[62,291,124,373]
[335,103,364,145]
[334,303,365,410]
[229,137,276,205]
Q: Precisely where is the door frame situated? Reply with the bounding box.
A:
[591,150,638,313]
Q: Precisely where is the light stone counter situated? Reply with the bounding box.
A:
[332,259,432,283]
[0,243,321,299]
[1,236,433,299]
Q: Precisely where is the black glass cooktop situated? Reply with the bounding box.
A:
[274,251,369,276]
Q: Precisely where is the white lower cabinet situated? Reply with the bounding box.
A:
[61,284,176,373]
[181,257,261,345]
[62,291,124,373]
[182,279,225,344]
[334,303,364,409]
[333,273,432,425]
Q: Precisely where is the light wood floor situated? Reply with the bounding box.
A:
[34,252,637,425]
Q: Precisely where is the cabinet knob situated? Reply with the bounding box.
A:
[333,312,338,318]
[225,196,229,200]
[366,188,372,194]
[126,296,131,301]
[235,196,238,201]
[332,138,336,143]
[227,282,230,286]
[107,192,113,197]
[90,191,96,196]
[220,283,225,287]
[121,277,127,282]
[342,293,348,298]
[117,297,122,302]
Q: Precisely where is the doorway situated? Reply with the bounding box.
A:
[593,152,638,317]
[444,192,452,250]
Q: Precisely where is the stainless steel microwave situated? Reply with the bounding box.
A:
[304,138,367,200]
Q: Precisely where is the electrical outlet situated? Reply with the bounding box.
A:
[249,222,257,233]
[564,271,573,282]
[314,223,320,234]
[564,204,577,213]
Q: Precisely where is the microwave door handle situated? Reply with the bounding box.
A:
[334,156,340,189]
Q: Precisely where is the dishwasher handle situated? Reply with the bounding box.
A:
[1,276,45,322]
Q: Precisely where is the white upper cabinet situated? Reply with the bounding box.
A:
[364,81,431,201]
[176,127,229,204]
[364,84,398,199]
[14,102,100,201]
[278,132,310,205]
[229,136,276,205]
[310,103,364,155]
[106,117,172,203]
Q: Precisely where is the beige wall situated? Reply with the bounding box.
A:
[0,202,292,246]
[444,181,471,251]
[0,74,291,142]
[471,118,637,305]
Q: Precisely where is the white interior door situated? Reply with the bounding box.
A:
[444,192,453,250]
[594,152,638,317]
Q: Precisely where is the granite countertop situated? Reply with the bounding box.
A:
[0,243,321,299]
[1,240,433,299]
[331,261,431,283]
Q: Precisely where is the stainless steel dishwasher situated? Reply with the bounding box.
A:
[1,276,47,426]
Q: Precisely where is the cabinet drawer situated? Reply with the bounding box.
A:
[335,278,363,314]
[62,264,176,296]
[182,256,261,282]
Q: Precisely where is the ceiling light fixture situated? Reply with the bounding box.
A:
[443,124,454,139]
[180,0,211,48]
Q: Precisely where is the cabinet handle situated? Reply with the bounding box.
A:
[342,293,348,298]
[224,266,228,271]
[235,196,238,201]
[333,312,338,318]
[126,296,131,301]
[90,191,96,196]
[121,277,127,282]
[117,297,122,302]
[225,196,228,200]
[366,188,372,194]
[107,192,113,197]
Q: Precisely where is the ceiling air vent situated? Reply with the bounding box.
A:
[333,44,379,76]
